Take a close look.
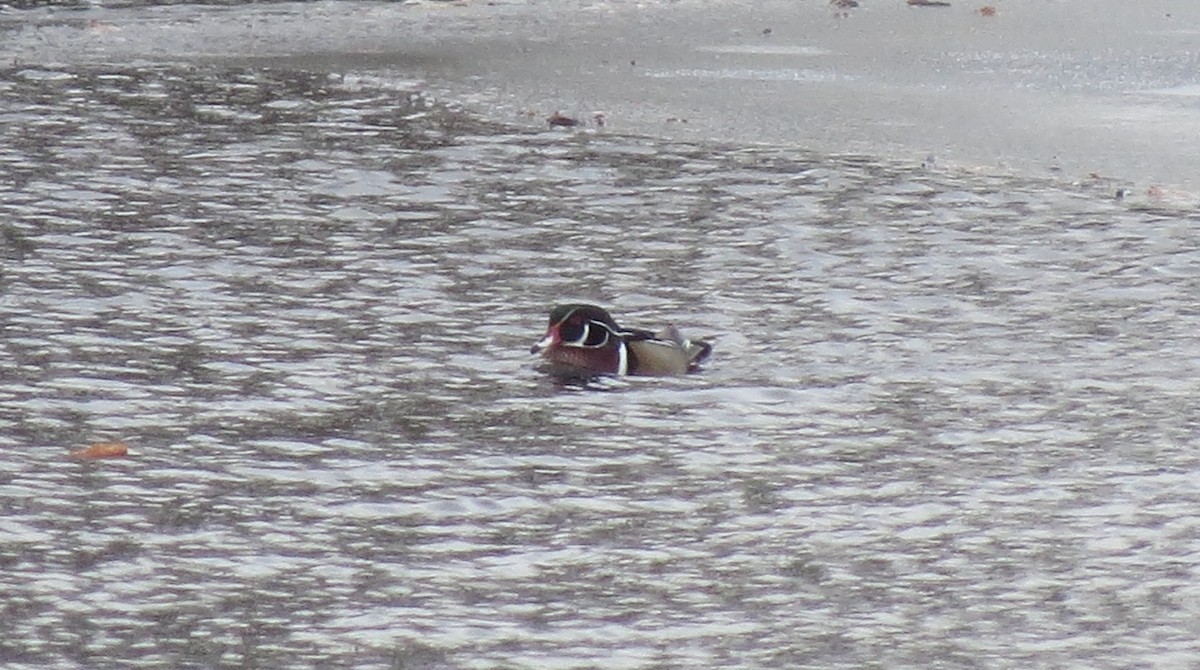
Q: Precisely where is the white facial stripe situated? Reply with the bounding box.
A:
[561,320,614,349]
[617,341,628,375]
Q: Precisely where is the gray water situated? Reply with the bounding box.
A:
[4,61,1200,669]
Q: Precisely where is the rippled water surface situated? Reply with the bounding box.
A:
[4,61,1200,669]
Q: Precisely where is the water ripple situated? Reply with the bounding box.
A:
[2,62,1200,669]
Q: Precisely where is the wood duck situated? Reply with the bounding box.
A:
[531,304,712,378]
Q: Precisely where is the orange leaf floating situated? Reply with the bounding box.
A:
[978,5,997,16]
[70,442,129,460]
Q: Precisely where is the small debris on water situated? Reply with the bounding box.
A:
[547,111,579,128]
[70,442,130,460]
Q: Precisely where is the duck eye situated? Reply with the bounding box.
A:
[559,320,585,343]
[583,322,608,346]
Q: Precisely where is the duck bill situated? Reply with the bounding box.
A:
[530,327,559,355]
